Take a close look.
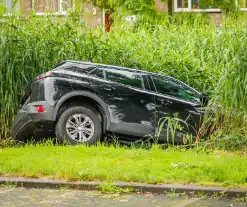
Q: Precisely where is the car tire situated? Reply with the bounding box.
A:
[55,106,102,145]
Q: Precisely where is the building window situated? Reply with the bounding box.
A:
[34,0,74,15]
[239,0,247,11]
[174,0,247,12]
[0,0,74,14]
[0,0,18,13]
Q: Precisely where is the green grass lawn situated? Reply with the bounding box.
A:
[0,144,247,188]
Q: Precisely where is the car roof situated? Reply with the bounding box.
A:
[60,60,201,95]
[61,60,175,78]
[63,60,145,73]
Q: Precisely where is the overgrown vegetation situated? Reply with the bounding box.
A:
[1,8,247,150]
[96,181,134,194]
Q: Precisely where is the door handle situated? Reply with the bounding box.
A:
[104,87,114,92]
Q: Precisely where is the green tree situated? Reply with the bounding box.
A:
[201,0,241,14]
[89,0,155,13]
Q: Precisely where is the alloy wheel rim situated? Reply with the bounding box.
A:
[66,114,95,143]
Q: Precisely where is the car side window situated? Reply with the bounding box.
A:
[142,75,151,91]
[89,68,104,79]
[152,75,200,104]
[105,69,143,89]
[65,64,96,74]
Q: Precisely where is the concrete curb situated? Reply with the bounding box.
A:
[0,177,247,198]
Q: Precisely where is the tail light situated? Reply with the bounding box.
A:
[36,105,44,113]
[36,71,54,81]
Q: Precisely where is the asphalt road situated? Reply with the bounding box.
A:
[0,187,246,207]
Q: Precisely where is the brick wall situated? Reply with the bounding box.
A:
[81,3,102,28]
[208,13,222,26]
[19,0,32,14]
[155,0,168,12]
[35,0,59,13]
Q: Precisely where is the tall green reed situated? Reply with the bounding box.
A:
[0,13,247,148]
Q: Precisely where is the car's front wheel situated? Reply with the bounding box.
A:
[55,106,102,145]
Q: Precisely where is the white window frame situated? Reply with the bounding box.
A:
[174,0,247,13]
[32,0,75,16]
[1,0,19,13]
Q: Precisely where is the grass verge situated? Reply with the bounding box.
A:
[0,144,247,188]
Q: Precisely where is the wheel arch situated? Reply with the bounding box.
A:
[53,91,111,131]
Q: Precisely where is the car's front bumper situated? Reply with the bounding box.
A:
[11,101,55,141]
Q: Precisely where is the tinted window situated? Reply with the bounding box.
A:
[89,68,104,79]
[152,75,200,104]
[105,69,143,89]
[147,75,156,92]
[65,64,96,74]
[142,75,150,90]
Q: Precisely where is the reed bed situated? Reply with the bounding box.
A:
[1,14,247,149]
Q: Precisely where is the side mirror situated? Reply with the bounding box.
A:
[200,92,209,106]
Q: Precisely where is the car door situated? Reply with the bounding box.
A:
[89,67,156,138]
[149,74,203,143]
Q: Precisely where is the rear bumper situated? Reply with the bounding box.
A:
[11,101,55,141]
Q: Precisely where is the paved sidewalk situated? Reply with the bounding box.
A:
[0,187,246,207]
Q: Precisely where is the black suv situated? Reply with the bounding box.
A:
[12,61,208,144]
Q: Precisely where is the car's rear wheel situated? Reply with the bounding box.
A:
[55,106,102,145]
